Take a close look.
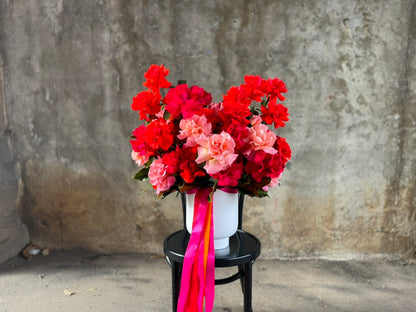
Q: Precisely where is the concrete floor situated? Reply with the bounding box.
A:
[0,251,415,312]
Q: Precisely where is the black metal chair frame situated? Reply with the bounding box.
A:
[163,192,261,312]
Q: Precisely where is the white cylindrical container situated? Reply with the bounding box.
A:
[185,189,239,250]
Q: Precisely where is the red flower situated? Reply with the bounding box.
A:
[131,90,161,121]
[201,106,222,132]
[222,86,252,107]
[261,101,289,128]
[144,119,175,151]
[212,159,243,187]
[143,64,172,91]
[266,78,287,102]
[162,149,180,175]
[130,125,151,155]
[221,86,251,124]
[268,153,285,178]
[163,84,212,119]
[242,75,267,102]
[224,120,250,152]
[244,150,285,182]
[178,147,205,183]
[275,136,291,162]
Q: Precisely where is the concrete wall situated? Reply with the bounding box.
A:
[0,0,415,261]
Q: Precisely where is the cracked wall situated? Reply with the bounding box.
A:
[0,0,415,261]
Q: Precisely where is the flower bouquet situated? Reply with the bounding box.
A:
[129,64,291,312]
[130,64,291,198]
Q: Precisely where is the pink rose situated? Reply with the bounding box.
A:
[148,158,176,194]
[177,114,212,146]
[245,121,277,155]
[131,150,149,167]
[196,131,238,175]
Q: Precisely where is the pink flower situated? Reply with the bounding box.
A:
[163,84,212,119]
[131,150,149,166]
[148,158,176,194]
[196,131,238,175]
[250,115,263,127]
[178,114,212,146]
[245,119,277,155]
[211,159,243,187]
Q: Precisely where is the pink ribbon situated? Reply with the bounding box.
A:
[177,188,214,312]
[177,187,237,312]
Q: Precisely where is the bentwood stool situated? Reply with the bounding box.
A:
[163,193,261,312]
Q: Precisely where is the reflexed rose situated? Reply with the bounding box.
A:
[245,121,277,155]
[196,132,238,175]
[178,114,212,147]
[148,158,176,194]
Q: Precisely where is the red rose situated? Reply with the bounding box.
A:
[212,159,243,187]
[163,84,212,119]
[244,150,285,182]
[268,153,285,178]
[275,136,291,162]
[224,120,250,152]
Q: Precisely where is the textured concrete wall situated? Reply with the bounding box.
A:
[0,0,415,260]
[0,52,30,263]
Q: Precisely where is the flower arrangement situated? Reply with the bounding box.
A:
[130,64,291,198]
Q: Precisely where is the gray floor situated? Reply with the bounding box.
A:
[0,251,415,312]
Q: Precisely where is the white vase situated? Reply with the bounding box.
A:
[185,189,239,250]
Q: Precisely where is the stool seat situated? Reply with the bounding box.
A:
[164,229,261,267]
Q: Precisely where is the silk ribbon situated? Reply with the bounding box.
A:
[177,187,214,312]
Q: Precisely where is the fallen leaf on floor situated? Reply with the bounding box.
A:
[150,254,165,259]
[86,288,97,292]
[64,289,75,296]
[41,248,50,256]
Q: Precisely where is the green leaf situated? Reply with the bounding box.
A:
[256,190,269,198]
[178,80,187,85]
[163,110,171,120]
[133,167,149,180]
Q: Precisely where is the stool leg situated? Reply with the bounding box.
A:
[239,265,245,293]
[171,260,181,312]
[243,263,253,312]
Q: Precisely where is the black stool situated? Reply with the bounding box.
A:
[163,193,261,312]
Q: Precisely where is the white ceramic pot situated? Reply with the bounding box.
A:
[185,189,239,250]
